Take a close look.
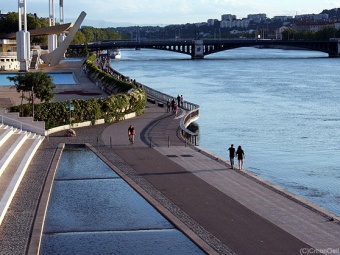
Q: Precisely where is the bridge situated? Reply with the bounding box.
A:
[70,39,340,59]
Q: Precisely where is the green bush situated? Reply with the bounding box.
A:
[84,54,136,93]
[10,91,146,129]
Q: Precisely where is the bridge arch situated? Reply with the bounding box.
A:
[71,39,340,59]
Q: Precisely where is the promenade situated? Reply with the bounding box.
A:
[0,59,339,254]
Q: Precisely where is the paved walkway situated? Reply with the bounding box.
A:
[0,60,339,255]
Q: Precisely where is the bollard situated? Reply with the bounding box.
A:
[97,137,99,148]
[110,136,112,148]
[168,135,170,147]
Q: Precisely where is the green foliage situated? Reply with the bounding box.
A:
[7,71,55,117]
[71,27,122,45]
[282,26,340,40]
[0,12,49,45]
[84,54,136,93]
[10,91,146,129]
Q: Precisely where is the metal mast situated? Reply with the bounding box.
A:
[48,0,57,53]
[17,0,30,71]
[60,0,64,24]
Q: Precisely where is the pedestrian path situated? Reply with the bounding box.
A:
[98,101,340,254]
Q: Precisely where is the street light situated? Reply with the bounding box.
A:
[31,84,34,120]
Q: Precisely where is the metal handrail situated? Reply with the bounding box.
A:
[142,84,200,145]
[0,114,46,136]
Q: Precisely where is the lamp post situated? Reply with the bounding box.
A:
[31,84,34,120]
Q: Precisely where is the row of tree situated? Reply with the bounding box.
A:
[282,27,340,40]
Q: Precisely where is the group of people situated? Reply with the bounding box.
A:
[128,126,246,171]
[167,94,184,116]
[228,144,245,170]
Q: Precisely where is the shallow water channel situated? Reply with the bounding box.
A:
[39,145,204,255]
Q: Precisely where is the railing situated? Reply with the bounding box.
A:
[142,84,200,145]
[0,114,46,136]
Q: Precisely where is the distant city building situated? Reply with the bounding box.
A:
[292,21,334,32]
[247,14,267,23]
[207,19,219,26]
[220,19,250,29]
[273,16,293,22]
[221,14,236,21]
[295,13,329,21]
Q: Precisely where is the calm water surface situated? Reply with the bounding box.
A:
[111,48,340,216]
[0,72,76,85]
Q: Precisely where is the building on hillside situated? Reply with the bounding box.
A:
[292,21,334,32]
[273,16,293,22]
[247,14,267,23]
[220,19,250,29]
[221,14,236,21]
[295,14,329,21]
[207,19,219,26]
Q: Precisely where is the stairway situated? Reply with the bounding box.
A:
[0,124,44,225]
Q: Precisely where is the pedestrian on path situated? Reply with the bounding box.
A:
[180,95,184,108]
[167,99,171,113]
[177,94,181,107]
[228,144,236,169]
[173,103,179,117]
[128,124,135,144]
[171,98,175,112]
[236,145,245,170]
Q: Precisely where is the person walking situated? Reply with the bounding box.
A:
[166,99,171,113]
[171,98,175,112]
[180,95,184,108]
[236,145,245,170]
[177,94,181,107]
[128,124,135,144]
[228,144,236,169]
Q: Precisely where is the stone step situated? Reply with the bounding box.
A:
[0,132,28,177]
[0,137,44,225]
[0,128,44,225]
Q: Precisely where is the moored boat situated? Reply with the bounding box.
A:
[109,49,121,59]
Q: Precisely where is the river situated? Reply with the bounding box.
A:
[110,47,340,216]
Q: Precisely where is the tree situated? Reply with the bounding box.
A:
[7,72,56,118]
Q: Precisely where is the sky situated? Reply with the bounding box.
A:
[1,0,340,27]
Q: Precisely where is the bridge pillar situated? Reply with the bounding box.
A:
[191,40,204,59]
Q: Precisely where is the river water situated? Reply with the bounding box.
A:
[110,47,340,216]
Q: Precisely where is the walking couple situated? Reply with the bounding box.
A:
[228,144,245,170]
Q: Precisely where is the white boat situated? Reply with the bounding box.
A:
[109,49,121,59]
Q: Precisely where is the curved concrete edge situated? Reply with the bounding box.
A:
[194,145,340,223]
[46,113,137,136]
[46,119,106,136]
[87,144,219,255]
[27,143,64,255]
[0,136,44,226]
[0,127,13,147]
[0,132,28,177]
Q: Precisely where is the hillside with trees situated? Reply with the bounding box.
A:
[0,12,123,46]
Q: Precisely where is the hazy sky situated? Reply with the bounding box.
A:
[2,0,340,27]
